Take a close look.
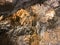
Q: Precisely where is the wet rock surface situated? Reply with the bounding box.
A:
[0,0,60,45]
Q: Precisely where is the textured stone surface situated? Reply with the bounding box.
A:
[0,0,60,45]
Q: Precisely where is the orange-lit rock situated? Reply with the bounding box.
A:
[11,9,35,26]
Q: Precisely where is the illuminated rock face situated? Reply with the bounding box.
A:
[44,0,60,8]
[0,0,60,45]
[0,0,14,5]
